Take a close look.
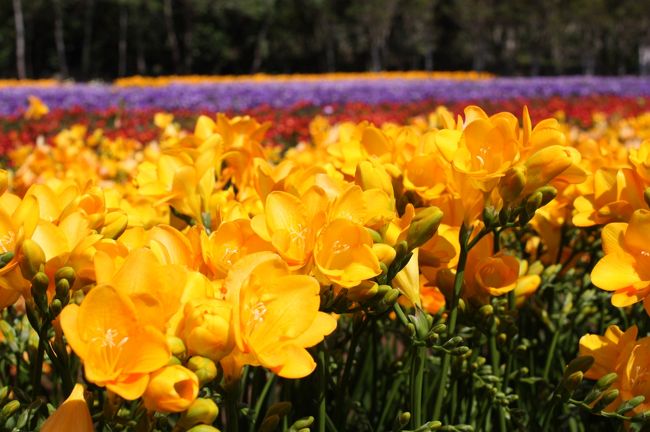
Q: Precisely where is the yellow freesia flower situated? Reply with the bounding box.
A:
[41,383,93,432]
[143,365,199,413]
[60,285,170,399]
[224,252,337,379]
[314,219,381,288]
[591,209,650,312]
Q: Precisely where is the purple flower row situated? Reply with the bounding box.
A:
[1,76,650,115]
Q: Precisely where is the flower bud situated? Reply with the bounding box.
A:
[55,279,70,304]
[167,336,187,360]
[100,211,129,240]
[54,267,76,287]
[0,252,14,268]
[0,400,20,423]
[0,387,8,405]
[187,356,218,386]
[398,411,411,426]
[365,227,383,244]
[31,272,49,314]
[616,395,645,415]
[499,166,527,204]
[563,371,583,393]
[593,389,619,412]
[143,365,199,413]
[19,239,45,280]
[49,299,63,317]
[406,207,443,250]
[289,416,314,429]
[564,356,595,377]
[177,299,233,362]
[595,372,618,390]
[372,243,396,266]
[187,426,221,432]
[177,398,219,429]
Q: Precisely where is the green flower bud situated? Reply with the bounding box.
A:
[499,166,527,204]
[186,426,221,432]
[0,251,14,268]
[398,411,411,426]
[563,371,583,393]
[616,395,645,415]
[55,279,70,304]
[451,346,471,356]
[167,336,186,359]
[595,372,618,391]
[406,206,443,250]
[564,356,595,377]
[19,239,45,280]
[443,336,463,349]
[49,299,63,318]
[178,398,219,429]
[31,272,49,314]
[101,211,129,240]
[365,227,383,244]
[289,416,314,431]
[187,356,218,386]
[593,389,619,412]
[54,267,76,287]
[0,400,20,423]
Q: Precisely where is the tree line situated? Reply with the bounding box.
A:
[3,0,650,80]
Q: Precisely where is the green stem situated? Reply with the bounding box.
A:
[318,350,327,432]
[410,345,426,427]
[337,316,367,425]
[543,331,560,382]
[432,224,472,421]
[30,337,45,395]
[489,321,507,432]
[248,374,276,432]
[377,374,404,431]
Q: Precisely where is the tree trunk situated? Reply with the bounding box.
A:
[163,0,181,73]
[81,0,95,79]
[12,0,26,79]
[251,7,274,73]
[53,0,68,78]
[183,0,193,74]
[118,3,128,76]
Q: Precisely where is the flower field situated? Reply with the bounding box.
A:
[2,75,650,431]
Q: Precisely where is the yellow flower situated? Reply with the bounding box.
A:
[591,209,650,311]
[392,249,421,306]
[24,95,49,120]
[439,107,519,192]
[202,219,271,277]
[60,285,170,399]
[224,252,337,379]
[41,384,93,432]
[94,247,187,331]
[314,219,381,288]
[143,365,199,413]
[252,191,325,268]
[579,325,638,380]
[176,299,234,362]
[573,168,646,227]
